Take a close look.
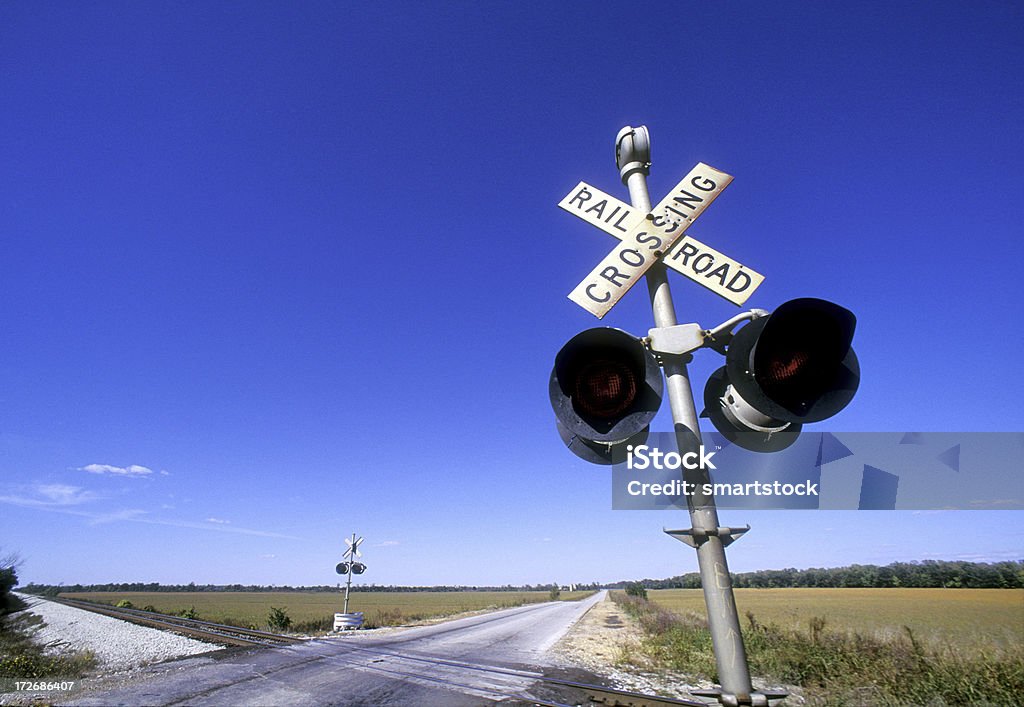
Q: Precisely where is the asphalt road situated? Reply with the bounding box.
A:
[67,591,607,706]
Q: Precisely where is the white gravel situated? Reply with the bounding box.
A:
[12,593,221,672]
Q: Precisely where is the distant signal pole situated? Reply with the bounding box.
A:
[334,533,367,629]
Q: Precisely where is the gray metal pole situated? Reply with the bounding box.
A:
[616,126,754,704]
[343,533,355,614]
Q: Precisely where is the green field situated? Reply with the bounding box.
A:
[59,590,593,631]
[648,588,1024,651]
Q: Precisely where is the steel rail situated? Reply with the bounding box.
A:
[310,650,576,707]
[321,640,707,707]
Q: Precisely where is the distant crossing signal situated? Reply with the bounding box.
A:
[704,298,859,451]
[549,328,663,464]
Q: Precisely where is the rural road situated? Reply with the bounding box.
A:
[68,591,608,706]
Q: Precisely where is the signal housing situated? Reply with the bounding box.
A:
[705,298,859,452]
[549,328,663,464]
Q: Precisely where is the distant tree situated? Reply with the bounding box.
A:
[1,551,22,616]
[625,582,648,600]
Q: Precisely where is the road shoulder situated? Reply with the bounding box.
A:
[551,591,717,700]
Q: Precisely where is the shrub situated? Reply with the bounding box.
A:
[115,599,134,609]
[267,606,292,632]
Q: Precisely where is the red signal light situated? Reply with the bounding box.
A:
[574,358,638,419]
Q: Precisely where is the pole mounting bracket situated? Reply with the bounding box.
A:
[664,525,751,548]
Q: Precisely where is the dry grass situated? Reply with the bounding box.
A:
[648,588,1023,651]
[615,590,1024,706]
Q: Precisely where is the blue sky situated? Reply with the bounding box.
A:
[1,1,1021,587]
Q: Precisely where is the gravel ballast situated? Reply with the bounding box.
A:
[13,594,221,672]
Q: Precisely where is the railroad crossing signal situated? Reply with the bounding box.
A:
[703,298,860,451]
[338,532,367,618]
[549,327,663,464]
[551,125,859,706]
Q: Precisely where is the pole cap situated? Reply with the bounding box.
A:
[615,125,651,182]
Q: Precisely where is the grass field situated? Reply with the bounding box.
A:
[58,590,594,631]
[647,588,1024,651]
[617,589,1024,705]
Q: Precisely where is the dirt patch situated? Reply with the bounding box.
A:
[551,592,717,701]
[553,595,642,670]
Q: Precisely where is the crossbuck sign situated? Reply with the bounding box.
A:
[559,163,764,318]
[343,535,363,559]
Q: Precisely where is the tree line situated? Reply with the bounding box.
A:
[17,560,1023,596]
[617,560,1024,590]
[19,581,574,596]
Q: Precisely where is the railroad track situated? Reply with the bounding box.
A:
[311,640,710,707]
[49,596,304,647]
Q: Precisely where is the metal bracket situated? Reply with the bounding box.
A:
[648,323,706,356]
[647,310,770,358]
[689,688,789,707]
[702,309,771,354]
[664,525,751,548]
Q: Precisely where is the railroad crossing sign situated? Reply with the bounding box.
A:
[560,164,764,317]
[343,535,363,559]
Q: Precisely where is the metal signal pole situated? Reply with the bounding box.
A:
[615,126,756,706]
[342,532,357,614]
[343,565,353,614]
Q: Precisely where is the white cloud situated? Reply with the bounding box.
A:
[78,463,154,477]
[375,540,399,547]
[0,483,100,507]
[38,484,97,505]
[0,494,301,539]
[89,509,148,525]
[205,517,231,524]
